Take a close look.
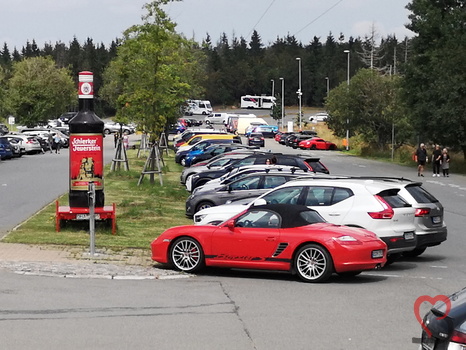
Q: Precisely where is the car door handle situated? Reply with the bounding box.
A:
[266,237,276,241]
[328,213,340,216]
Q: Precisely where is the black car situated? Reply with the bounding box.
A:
[58,112,77,124]
[420,287,466,349]
[0,123,9,136]
[285,134,316,149]
[186,143,257,166]
[189,153,329,191]
[248,132,265,147]
[0,137,24,157]
[175,138,241,165]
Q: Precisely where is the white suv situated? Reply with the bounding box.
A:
[194,178,417,256]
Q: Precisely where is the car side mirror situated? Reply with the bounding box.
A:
[225,219,235,230]
[227,185,232,193]
[253,198,267,206]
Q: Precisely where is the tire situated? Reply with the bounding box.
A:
[104,129,111,135]
[402,247,427,258]
[180,156,186,166]
[205,120,211,125]
[195,201,214,213]
[169,237,204,273]
[294,244,333,283]
[310,145,317,150]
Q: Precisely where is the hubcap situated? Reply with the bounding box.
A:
[297,247,326,280]
[172,240,200,271]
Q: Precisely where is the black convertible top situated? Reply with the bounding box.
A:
[249,204,325,228]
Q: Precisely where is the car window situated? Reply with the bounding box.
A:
[378,189,410,208]
[262,186,304,205]
[276,157,298,167]
[230,177,261,190]
[306,160,327,173]
[264,176,289,189]
[304,187,335,206]
[236,210,280,228]
[332,188,354,204]
[236,158,256,166]
[404,184,439,204]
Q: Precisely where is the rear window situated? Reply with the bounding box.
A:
[378,189,410,208]
[306,160,328,173]
[404,184,439,204]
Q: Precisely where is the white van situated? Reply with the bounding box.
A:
[204,112,232,125]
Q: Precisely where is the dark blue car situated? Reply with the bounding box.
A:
[0,137,13,160]
[175,139,240,166]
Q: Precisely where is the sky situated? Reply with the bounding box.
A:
[0,0,414,50]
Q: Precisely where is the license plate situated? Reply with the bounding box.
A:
[76,214,100,220]
[432,216,441,224]
[404,231,415,240]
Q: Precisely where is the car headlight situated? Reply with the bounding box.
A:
[194,214,206,223]
[334,235,362,245]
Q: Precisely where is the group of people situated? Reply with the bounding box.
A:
[415,143,450,177]
[47,133,63,154]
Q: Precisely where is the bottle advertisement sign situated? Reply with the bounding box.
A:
[70,133,104,190]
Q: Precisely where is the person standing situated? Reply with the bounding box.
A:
[53,133,62,154]
[441,148,450,177]
[432,144,442,177]
[47,133,53,153]
[415,143,428,177]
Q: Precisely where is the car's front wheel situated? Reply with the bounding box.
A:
[104,129,111,135]
[196,201,214,213]
[294,244,333,283]
[169,237,204,273]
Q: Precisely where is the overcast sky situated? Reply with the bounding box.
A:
[0,0,414,50]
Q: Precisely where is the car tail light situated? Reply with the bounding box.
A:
[415,208,430,217]
[368,195,394,219]
[451,330,466,344]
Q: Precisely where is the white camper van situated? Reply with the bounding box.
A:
[240,95,276,109]
[185,100,213,115]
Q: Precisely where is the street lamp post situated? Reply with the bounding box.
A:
[296,57,302,131]
[344,50,350,150]
[271,79,275,97]
[279,77,284,130]
[325,77,329,98]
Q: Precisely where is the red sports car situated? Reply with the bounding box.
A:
[299,137,337,150]
[151,204,387,283]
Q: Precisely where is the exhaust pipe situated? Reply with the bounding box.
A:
[374,264,382,270]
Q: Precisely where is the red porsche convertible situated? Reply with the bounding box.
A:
[151,204,387,283]
[299,137,337,150]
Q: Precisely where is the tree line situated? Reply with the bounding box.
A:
[0,0,465,157]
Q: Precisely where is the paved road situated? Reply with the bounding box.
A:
[1,133,466,349]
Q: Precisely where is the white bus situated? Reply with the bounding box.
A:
[240,95,276,109]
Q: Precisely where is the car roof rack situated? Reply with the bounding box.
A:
[292,174,416,182]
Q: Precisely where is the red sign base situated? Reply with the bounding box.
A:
[55,201,116,234]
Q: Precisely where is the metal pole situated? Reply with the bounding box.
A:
[271,79,275,97]
[296,57,302,131]
[344,50,350,150]
[325,77,329,98]
[88,181,96,256]
[279,77,284,130]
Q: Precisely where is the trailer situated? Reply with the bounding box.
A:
[240,95,276,109]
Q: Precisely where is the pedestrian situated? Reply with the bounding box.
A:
[432,144,442,177]
[114,132,119,148]
[47,133,53,153]
[441,148,450,177]
[415,143,428,177]
[123,134,129,150]
[53,133,62,154]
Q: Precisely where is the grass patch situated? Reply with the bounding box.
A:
[2,148,192,249]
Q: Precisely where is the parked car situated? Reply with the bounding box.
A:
[308,112,329,122]
[180,150,263,185]
[251,125,277,138]
[175,139,242,166]
[184,143,256,167]
[0,136,25,157]
[0,123,9,135]
[58,112,76,124]
[247,132,265,147]
[420,287,466,350]
[204,113,230,125]
[299,137,337,150]
[151,204,387,282]
[4,133,42,154]
[286,134,316,149]
[193,177,417,258]
[0,137,13,159]
[187,154,329,192]
[103,122,135,135]
[389,178,448,257]
[185,170,308,217]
